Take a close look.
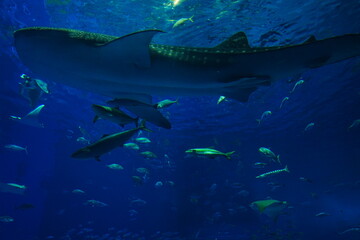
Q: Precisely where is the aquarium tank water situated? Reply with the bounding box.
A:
[0,0,360,239]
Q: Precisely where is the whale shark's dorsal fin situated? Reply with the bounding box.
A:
[98,30,163,68]
[303,35,316,44]
[214,32,251,50]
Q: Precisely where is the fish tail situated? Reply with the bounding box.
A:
[189,15,194,22]
[256,119,261,125]
[284,165,290,173]
[138,120,152,132]
[92,115,99,123]
[225,151,235,160]
[25,147,28,155]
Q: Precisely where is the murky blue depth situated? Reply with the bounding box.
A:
[1,0,360,239]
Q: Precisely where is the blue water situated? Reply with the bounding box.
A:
[1,0,360,239]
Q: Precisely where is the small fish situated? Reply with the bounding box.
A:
[339,227,360,235]
[256,111,272,125]
[258,147,280,164]
[140,151,157,159]
[155,99,178,109]
[279,96,289,109]
[348,119,360,130]
[0,216,14,223]
[132,176,144,185]
[0,182,26,195]
[135,137,151,143]
[4,144,28,154]
[250,199,287,221]
[185,148,235,160]
[123,142,139,150]
[290,79,304,93]
[78,126,91,139]
[15,203,35,210]
[76,137,90,145]
[217,96,227,104]
[253,162,268,168]
[165,180,175,186]
[256,165,290,178]
[84,199,108,207]
[304,122,315,131]
[107,163,124,170]
[72,189,85,194]
[154,181,163,188]
[136,167,149,174]
[130,198,147,207]
[172,16,194,28]
[128,209,138,217]
[315,212,330,217]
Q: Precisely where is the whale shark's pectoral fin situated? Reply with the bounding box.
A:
[306,55,331,68]
[219,76,271,102]
[98,30,163,68]
[223,87,258,102]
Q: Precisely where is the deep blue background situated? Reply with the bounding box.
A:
[1,0,360,239]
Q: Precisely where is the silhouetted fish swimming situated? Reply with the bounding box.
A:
[13,27,360,102]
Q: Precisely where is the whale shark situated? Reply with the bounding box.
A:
[13,27,360,102]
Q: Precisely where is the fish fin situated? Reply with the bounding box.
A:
[138,120,153,132]
[93,115,99,123]
[306,55,331,68]
[24,104,45,118]
[34,79,49,93]
[101,134,110,139]
[125,105,171,129]
[303,35,316,44]
[99,30,163,68]
[225,151,235,160]
[214,31,251,50]
[223,87,258,102]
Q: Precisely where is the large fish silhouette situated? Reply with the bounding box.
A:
[14,27,360,102]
